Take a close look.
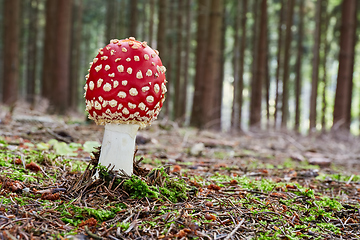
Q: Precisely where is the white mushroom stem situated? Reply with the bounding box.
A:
[99,123,140,175]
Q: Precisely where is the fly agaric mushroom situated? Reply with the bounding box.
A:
[84,37,167,175]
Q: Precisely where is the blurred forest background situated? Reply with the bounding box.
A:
[1,0,360,135]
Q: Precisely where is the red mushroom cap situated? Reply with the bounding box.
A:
[84,37,167,128]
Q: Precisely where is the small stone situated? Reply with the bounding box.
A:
[308,158,332,168]
[190,143,205,156]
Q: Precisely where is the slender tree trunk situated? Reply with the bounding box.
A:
[215,4,226,130]
[190,0,210,127]
[250,0,267,127]
[3,0,20,105]
[105,0,116,41]
[117,0,127,38]
[265,27,270,128]
[0,0,3,100]
[157,0,168,117]
[129,0,138,37]
[321,0,329,131]
[174,0,184,121]
[148,0,155,46]
[19,0,27,98]
[250,0,259,122]
[231,0,241,130]
[52,0,72,114]
[69,0,83,110]
[236,0,247,131]
[42,0,57,100]
[345,3,357,130]
[167,0,176,119]
[294,0,304,132]
[274,0,285,128]
[201,0,224,129]
[26,0,39,106]
[181,0,192,122]
[281,0,294,128]
[333,0,357,131]
[309,0,322,132]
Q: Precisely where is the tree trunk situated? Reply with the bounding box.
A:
[294,0,304,132]
[19,0,27,98]
[165,0,177,119]
[201,0,224,129]
[129,0,138,37]
[148,0,155,47]
[190,0,210,127]
[117,0,127,38]
[181,0,192,122]
[236,0,247,131]
[26,0,39,106]
[281,0,294,128]
[333,0,357,131]
[105,0,116,41]
[231,0,241,130]
[265,27,270,129]
[321,0,329,131]
[250,0,267,127]
[157,0,168,117]
[0,0,3,100]
[250,0,259,124]
[69,0,83,111]
[52,0,72,114]
[174,0,184,121]
[139,1,147,40]
[215,4,226,130]
[274,0,285,128]
[309,0,322,132]
[3,0,20,105]
[42,0,57,100]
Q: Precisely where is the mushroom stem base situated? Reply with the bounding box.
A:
[99,123,139,175]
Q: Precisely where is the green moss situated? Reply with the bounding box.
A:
[315,196,343,211]
[117,222,131,231]
[122,167,189,203]
[61,217,82,226]
[123,175,159,199]
[84,207,115,221]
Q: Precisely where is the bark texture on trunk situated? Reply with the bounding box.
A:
[190,0,210,128]
[52,0,72,114]
[231,0,241,130]
[309,0,322,131]
[294,0,304,132]
[321,0,329,131]
[129,0,138,37]
[148,0,155,47]
[26,0,39,106]
[3,0,20,105]
[274,0,285,128]
[42,0,57,100]
[174,0,184,121]
[250,0,267,127]
[201,0,224,129]
[281,0,294,128]
[333,0,357,130]
[70,0,83,110]
[237,0,248,131]
[181,0,192,122]
[105,0,117,41]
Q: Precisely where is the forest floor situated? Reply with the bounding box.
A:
[1,104,360,239]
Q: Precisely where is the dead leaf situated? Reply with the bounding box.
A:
[41,192,60,200]
[207,184,221,191]
[26,161,41,172]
